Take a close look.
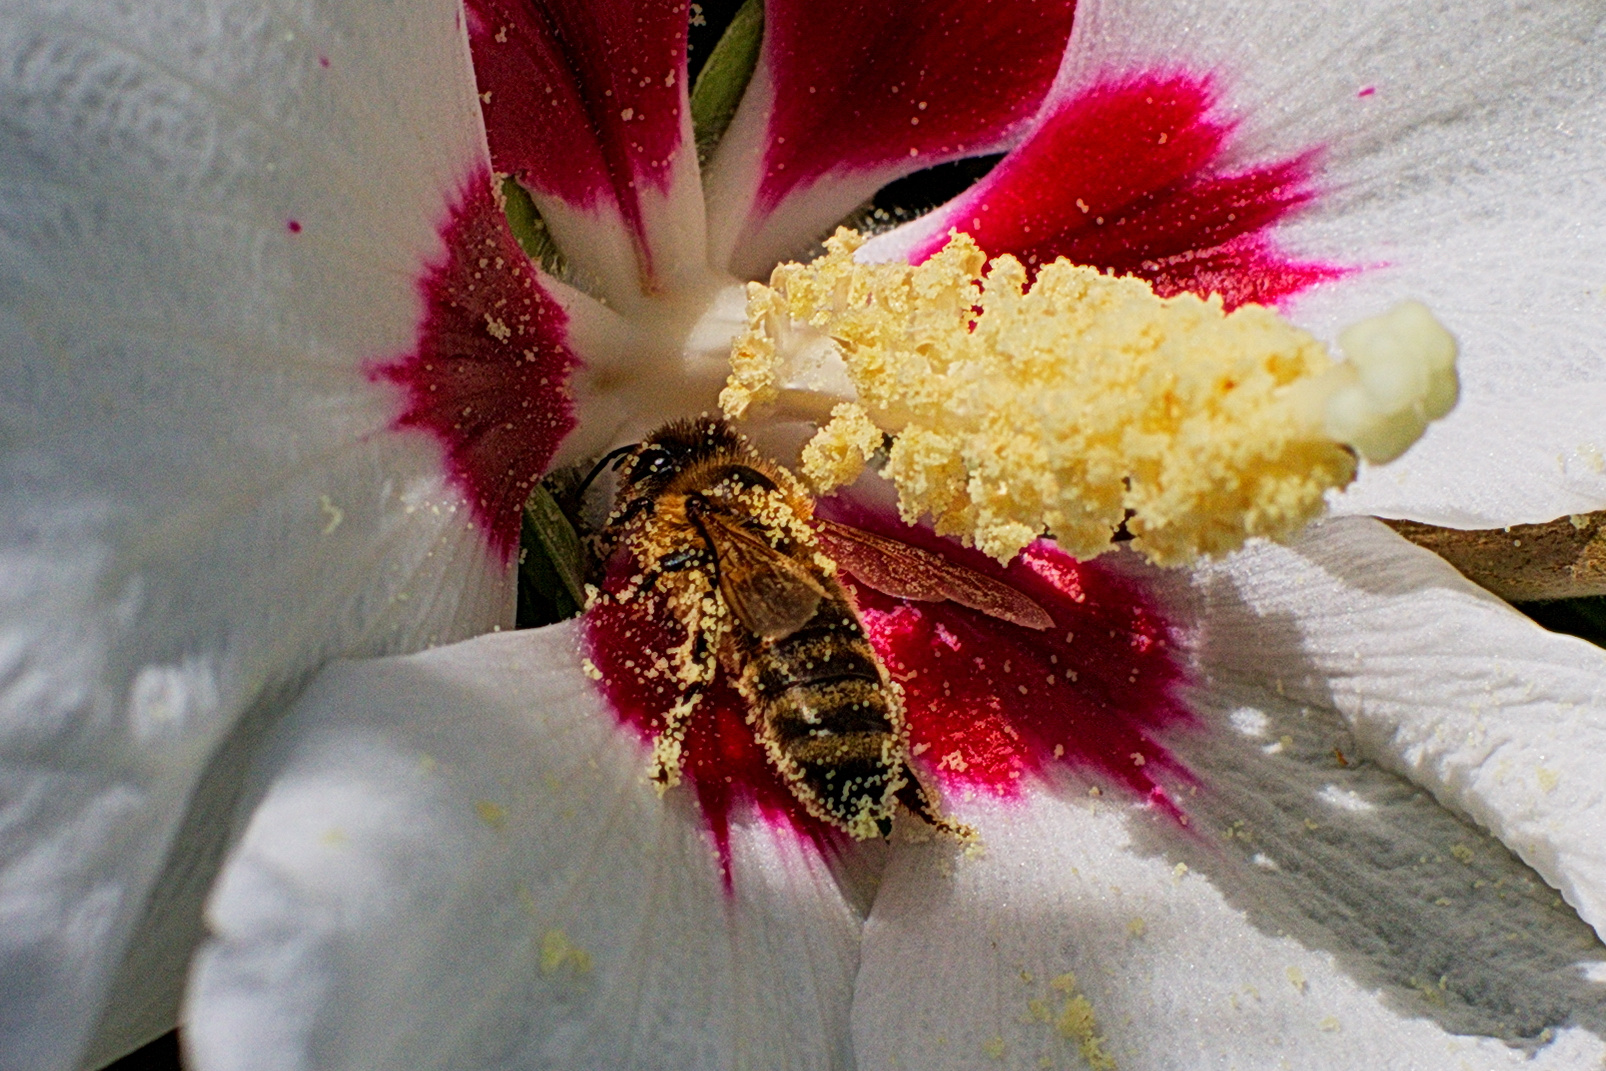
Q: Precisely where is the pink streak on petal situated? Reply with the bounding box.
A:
[372,170,578,563]
[755,0,1074,212]
[913,73,1348,309]
[818,500,1195,817]
[285,219,302,234]
[466,0,687,241]
[1357,85,1376,97]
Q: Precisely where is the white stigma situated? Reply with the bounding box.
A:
[1320,301,1459,464]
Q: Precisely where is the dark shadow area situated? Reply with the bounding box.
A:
[104,1030,181,1071]
[686,0,747,84]
[1517,596,1606,650]
[788,154,1007,266]
[871,154,1004,224]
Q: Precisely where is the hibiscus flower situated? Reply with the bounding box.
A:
[4,0,1606,1069]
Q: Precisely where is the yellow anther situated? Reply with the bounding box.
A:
[798,402,883,489]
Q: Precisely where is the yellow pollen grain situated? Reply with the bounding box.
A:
[726,229,1453,565]
[1050,980,1118,1071]
[318,494,344,534]
[475,800,506,829]
[540,929,593,976]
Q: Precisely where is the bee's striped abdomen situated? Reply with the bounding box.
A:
[739,598,904,832]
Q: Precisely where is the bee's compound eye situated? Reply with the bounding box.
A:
[634,445,675,477]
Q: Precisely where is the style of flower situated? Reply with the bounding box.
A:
[2,1,1605,1070]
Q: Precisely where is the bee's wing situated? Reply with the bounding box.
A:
[814,519,1053,631]
[700,512,827,640]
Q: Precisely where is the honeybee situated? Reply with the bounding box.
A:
[590,416,1051,840]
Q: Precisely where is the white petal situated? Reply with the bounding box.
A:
[1187,517,1606,937]
[855,791,1606,1071]
[1048,0,1606,524]
[76,728,248,1071]
[186,624,862,1071]
[0,1,510,1065]
[1327,391,1606,527]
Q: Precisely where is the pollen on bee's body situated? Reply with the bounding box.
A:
[725,229,1458,567]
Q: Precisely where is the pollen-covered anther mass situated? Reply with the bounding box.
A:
[724,229,1458,566]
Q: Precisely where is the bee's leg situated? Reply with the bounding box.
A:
[634,546,710,596]
[607,493,655,532]
[657,547,708,572]
[590,497,656,578]
[646,680,705,790]
[634,567,664,596]
[892,769,939,825]
[894,764,977,841]
[648,616,718,791]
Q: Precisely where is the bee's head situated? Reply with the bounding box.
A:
[618,416,747,493]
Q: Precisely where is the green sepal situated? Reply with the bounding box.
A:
[499,175,568,279]
[690,0,763,167]
[516,484,587,628]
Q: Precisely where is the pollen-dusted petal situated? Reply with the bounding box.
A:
[187,625,862,1071]
[465,0,710,313]
[854,790,1606,1071]
[735,233,1436,566]
[703,0,1073,279]
[0,0,525,1064]
[855,519,1606,1069]
[372,174,579,562]
[815,498,1193,811]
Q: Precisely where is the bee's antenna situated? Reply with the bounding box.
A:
[574,442,639,503]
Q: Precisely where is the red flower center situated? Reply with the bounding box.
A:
[372,171,579,562]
